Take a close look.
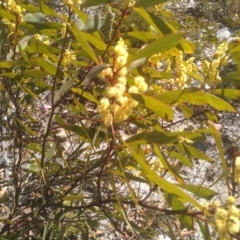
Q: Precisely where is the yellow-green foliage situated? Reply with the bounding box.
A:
[0,0,240,239]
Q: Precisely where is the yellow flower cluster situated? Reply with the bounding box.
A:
[2,19,15,32]
[148,3,167,13]
[203,42,228,84]
[64,0,81,6]
[62,50,76,67]
[6,0,24,23]
[98,38,148,126]
[212,196,240,239]
[234,156,240,183]
[119,0,136,9]
[34,34,51,45]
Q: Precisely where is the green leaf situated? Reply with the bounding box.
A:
[122,141,202,208]
[16,119,37,135]
[72,88,99,104]
[69,21,99,63]
[82,32,107,50]
[83,63,110,85]
[213,88,240,100]
[177,184,218,200]
[23,12,46,22]
[83,14,106,33]
[208,168,231,188]
[0,62,16,68]
[127,31,156,42]
[133,8,162,35]
[177,104,194,118]
[149,12,177,34]
[129,93,173,121]
[61,125,88,139]
[197,219,212,240]
[54,79,75,102]
[0,8,15,21]
[127,58,147,73]
[153,144,183,184]
[62,195,85,201]
[24,22,63,36]
[38,1,59,17]
[126,131,205,145]
[21,84,38,98]
[177,143,213,162]
[156,87,236,112]
[170,151,193,167]
[222,70,240,86]
[166,194,193,229]
[134,0,168,8]
[31,57,58,76]
[200,123,228,171]
[128,33,183,63]
[0,25,9,52]
[81,0,114,8]
[44,143,57,162]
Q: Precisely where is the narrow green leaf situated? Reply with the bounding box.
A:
[72,88,99,104]
[133,8,162,35]
[127,58,147,73]
[126,131,205,145]
[130,93,173,121]
[156,87,236,112]
[83,14,106,33]
[21,85,38,98]
[31,57,57,75]
[149,12,176,34]
[222,70,240,86]
[23,12,46,22]
[83,63,110,85]
[62,195,85,201]
[166,194,193,229]
[82,32,107,50]
[61,125,88,139]
[213,89,240,100]
[153,144,183,184]
[208,168,231,187]
[81,0,114,8]
[17,43,30,63]
[0,8,15,21]
[44,143,57,162]
[69,21,99,63]
[128,33,183,63]
[177,184,218,200]
[122,141,202,208]
[0,62,16,68]
[201,123,228,171]
[38,1,59,16]
[197,219,213,240]
[134,0,168,8]
[178,104,194,118]
[177,143,214,162]
[0,25,9,52]
[127,31,156,42]
[54,79,75,102]
[170,151,193,166]
[24,22,63,36]
[16,119,37,135]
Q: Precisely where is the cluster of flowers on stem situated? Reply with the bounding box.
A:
[208,196,240,239]
[234,156,240,183]
[3,0,25,29]
[98,38,148,126]
[63,0,81,7]
[202,41,228,84]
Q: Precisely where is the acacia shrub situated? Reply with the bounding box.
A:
[0,0,239,239]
